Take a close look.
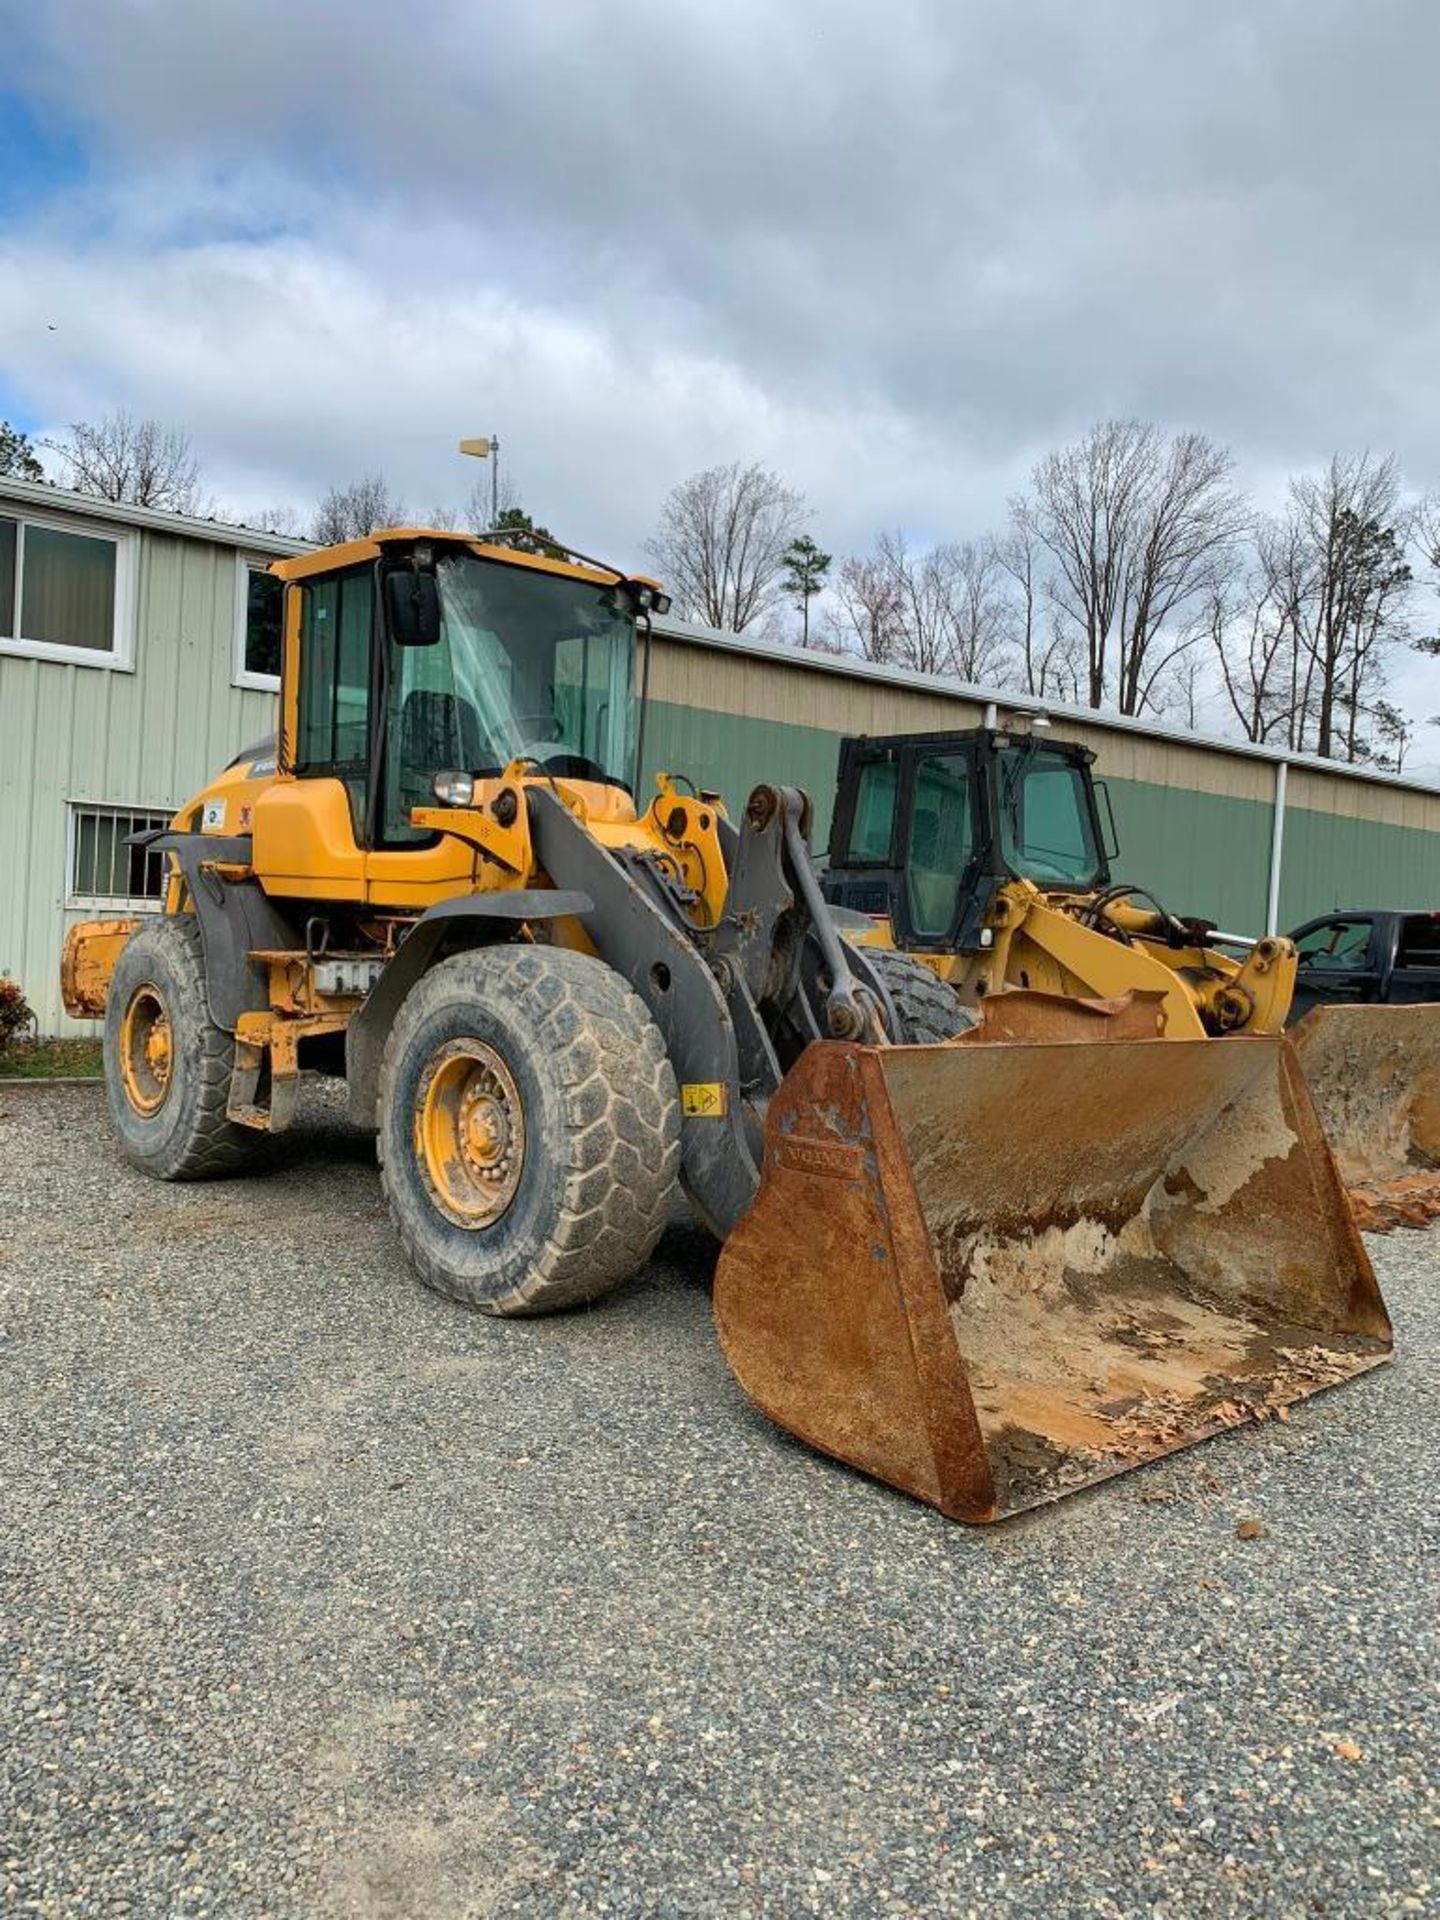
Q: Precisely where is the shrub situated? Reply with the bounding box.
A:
[0,975,36,1049]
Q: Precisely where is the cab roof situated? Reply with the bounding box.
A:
[271,527,658,596]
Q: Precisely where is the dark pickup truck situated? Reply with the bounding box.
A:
[1289,908,1440,1019]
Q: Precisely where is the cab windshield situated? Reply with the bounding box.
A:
[997,744,1103,889]
[384,552,636,841]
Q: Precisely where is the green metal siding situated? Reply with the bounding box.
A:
[0,530,276,1033]
[1278,806,1440,929]
[643,702,1278,932]
[1102,777,1273,932]
[642,699,845,843]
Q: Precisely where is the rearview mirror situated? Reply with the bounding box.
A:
[385,569,441,647]
[1093,778,1121,860]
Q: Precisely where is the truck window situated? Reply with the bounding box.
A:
[1397,916,1440,968]
[1295,918,1373,971]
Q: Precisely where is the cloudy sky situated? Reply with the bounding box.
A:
[2,0,1438,737]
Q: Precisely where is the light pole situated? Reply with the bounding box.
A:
[458,435,501,527]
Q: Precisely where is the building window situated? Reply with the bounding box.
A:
[233,556,284,689]
[67,803,172,911]
[0,509,134,668]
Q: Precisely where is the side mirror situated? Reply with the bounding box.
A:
[385,568,441,647]
[1093,778,1121,860]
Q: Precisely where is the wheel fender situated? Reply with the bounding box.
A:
[344,890,593,1130]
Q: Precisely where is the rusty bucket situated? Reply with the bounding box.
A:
[713,1007,1391,1522]
[1291,1003,1440,1230]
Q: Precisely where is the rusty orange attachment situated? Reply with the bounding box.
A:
[1291,1003,1440,1231]
[714,1000,1391,1522]
[60,918,140,1020]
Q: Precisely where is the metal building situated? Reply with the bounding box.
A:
[3,475,1437,1033]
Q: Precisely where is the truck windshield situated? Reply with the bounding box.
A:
[997,744,1103,889]
[384,552,636,840]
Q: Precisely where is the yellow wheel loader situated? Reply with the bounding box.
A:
[821,725,1440,1231]
[63,534,1390,1521]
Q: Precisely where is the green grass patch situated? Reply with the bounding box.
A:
[0,1038,104,1080]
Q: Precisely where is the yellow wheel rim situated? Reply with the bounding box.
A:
[119,984,174,1117]
[415,1039,526,1229]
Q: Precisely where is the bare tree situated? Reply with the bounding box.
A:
[826,532,1017,683]
[1026,420,1157,707]
[645,462,807,631]
[1209,458,1416,760]
[1289,455,1412,758]
[992,507,1083,701]
[1116,431,1246,714]
[246,502,306,538]
[1022,420,1243,716]
[876,531,953,674]
[825,553,905,663]
[945,538,1012,683]
[1208,525,1308,745]
[311,474,406,544]
[46,411,204,512]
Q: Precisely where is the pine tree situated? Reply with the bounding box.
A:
[781,534,832,645]
[0,420,43,481]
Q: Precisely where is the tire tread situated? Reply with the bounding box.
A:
[377,945,680,1315]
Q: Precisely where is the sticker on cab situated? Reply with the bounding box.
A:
[681,1082,727,1118]
[201,799,227,832]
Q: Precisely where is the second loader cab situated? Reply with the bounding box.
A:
[823,726,1113,951]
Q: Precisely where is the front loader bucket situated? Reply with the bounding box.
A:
[1291,1004,1440,1230]
[714,1021,1391,1522]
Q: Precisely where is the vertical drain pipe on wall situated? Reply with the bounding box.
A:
[1265,757,1289,935]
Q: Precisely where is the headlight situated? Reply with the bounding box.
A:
[433,770,475,807]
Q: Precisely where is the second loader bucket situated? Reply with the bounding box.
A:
[714,1003,1391,1522]
[1291,1003,1440,1230]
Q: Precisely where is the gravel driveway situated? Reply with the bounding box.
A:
[2,1082,1435,1918]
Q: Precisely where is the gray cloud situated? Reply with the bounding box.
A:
[4,0,1440,586]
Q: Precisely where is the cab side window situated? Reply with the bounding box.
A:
[846,759,898,862]
[905,751,975,936]
[296,568,373,832]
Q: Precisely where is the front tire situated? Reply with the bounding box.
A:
[866,948,977,1044]
[104,916,257,1179]
[377,945,681,1315]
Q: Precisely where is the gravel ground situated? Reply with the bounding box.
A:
[1,1082,1436,1919]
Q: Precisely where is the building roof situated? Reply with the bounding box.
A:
[652,610,1440,798]
[0,473,313,557]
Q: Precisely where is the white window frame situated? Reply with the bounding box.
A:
[0,504,137,671]
[65,800,173,913]
[232,552,283,691]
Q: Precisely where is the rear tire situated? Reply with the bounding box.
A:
[377,945,681,1315]
[866,949,976,1044]
[104,916,257,1180]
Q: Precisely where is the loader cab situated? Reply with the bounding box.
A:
[274,532,649,857]
[824,727,1112,951]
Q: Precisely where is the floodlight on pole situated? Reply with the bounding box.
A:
[458,434,501,526]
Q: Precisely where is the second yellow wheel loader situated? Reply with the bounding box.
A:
[821,725,1440,1231]
[63,532,1390,1522]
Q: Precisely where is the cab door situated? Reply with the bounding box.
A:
[252,567,372,902]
